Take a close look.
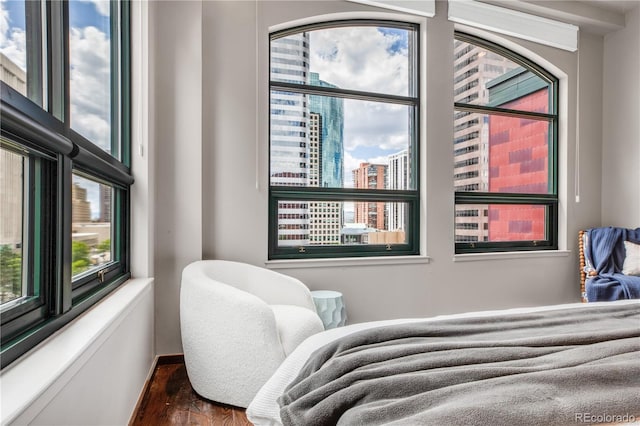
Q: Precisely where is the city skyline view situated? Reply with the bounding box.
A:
[271,25,413,189]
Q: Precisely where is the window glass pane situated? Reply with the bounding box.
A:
[270,90,414,190]
[453,112,550,194]
[0,146,24,305]
[71,174,112,278]
[69,0,113,155]
[0,0,43,106]
[455,204,548,242]
[277,200,409,247]
[271,25,416,97]
[454,39,550,113]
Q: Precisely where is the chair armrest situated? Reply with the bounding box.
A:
[246,270,317,312]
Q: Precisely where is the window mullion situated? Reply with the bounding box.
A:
[25,0,44,106]
[454,103,554,121]
[455,192,558,205]
[119,0,131,168]
[46,1,66,122]
[55,155,73,314]
[270,81,418,107]
[110,0,120,160]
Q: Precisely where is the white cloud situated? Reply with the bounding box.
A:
[344,100,409,152]
[310,26,409,97]
[0,0,26,70]
[0,0,9,45]
[86,0,110,17]
[69,25,111,151]
[308,26,412,185]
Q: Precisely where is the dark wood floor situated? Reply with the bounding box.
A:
[130,355,253,425]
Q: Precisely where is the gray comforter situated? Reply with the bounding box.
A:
[278,304,640,425]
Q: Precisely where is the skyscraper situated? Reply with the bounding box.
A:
[308,112,342,245]
[0,52,26,250]
[270,33,311,246]
[99,185,112,223]
[72,183,92,223]
[387,149,409,231]
[353,163,387,230]
[307,73,344,245]
[309,72,344,188]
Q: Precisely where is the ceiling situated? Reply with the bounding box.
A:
[581,0,639,14]
[482,0,639,34]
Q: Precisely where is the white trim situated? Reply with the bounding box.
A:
[346,0,435,18]
[269,9,427,34]
[266,255,431,270]
[130,0,154,278]
[448,0,579,52]
[454,250,571,262]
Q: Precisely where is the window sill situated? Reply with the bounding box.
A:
[0,278,154,425]
[266,255,431,269]
[454,250,571,262]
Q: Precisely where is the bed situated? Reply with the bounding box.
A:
[246,300,640,426]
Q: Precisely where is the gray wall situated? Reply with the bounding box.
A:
[153,1,203,354]
[154,1,632,354]
[602,6,640,227]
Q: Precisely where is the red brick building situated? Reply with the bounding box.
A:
[488,70,549,241]
[353,162,387,230]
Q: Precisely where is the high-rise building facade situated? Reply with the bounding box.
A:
[270,33,311,246]
[0,52,26,250]
[453,39,519,242]
[487,68,549,241]
[307,73,344,246]
[387,149,409,232]
[308,113,342,245]
[72,183,92,223]
[353,163,387,230]
[99,185,112,223]
[309,72,344,188]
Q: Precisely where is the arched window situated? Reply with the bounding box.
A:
[269,21,420,259]
[453,33,558,253]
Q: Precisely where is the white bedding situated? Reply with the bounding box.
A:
[246,299,640,426]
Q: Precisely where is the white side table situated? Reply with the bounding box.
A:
[311,290,347,329]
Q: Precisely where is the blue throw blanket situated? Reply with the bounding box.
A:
[585,227,640,301]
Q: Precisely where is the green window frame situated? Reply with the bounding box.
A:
[268,20,420,260]
[0,0,131,369]
[453,32,559,254]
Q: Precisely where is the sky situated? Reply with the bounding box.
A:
[1,0,111,220]
[308,26,413,187]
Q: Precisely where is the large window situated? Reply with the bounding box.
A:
[269,21,419,259]
[453,33,558,253]
[0,0,131,368]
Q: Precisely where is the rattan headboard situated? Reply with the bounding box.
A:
[579,229,598,303]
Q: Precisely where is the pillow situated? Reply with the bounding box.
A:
[622,240,640,276]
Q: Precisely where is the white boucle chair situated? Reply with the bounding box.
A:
[180,260,324,408]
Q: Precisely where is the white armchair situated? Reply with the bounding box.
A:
[179,260,324,408]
